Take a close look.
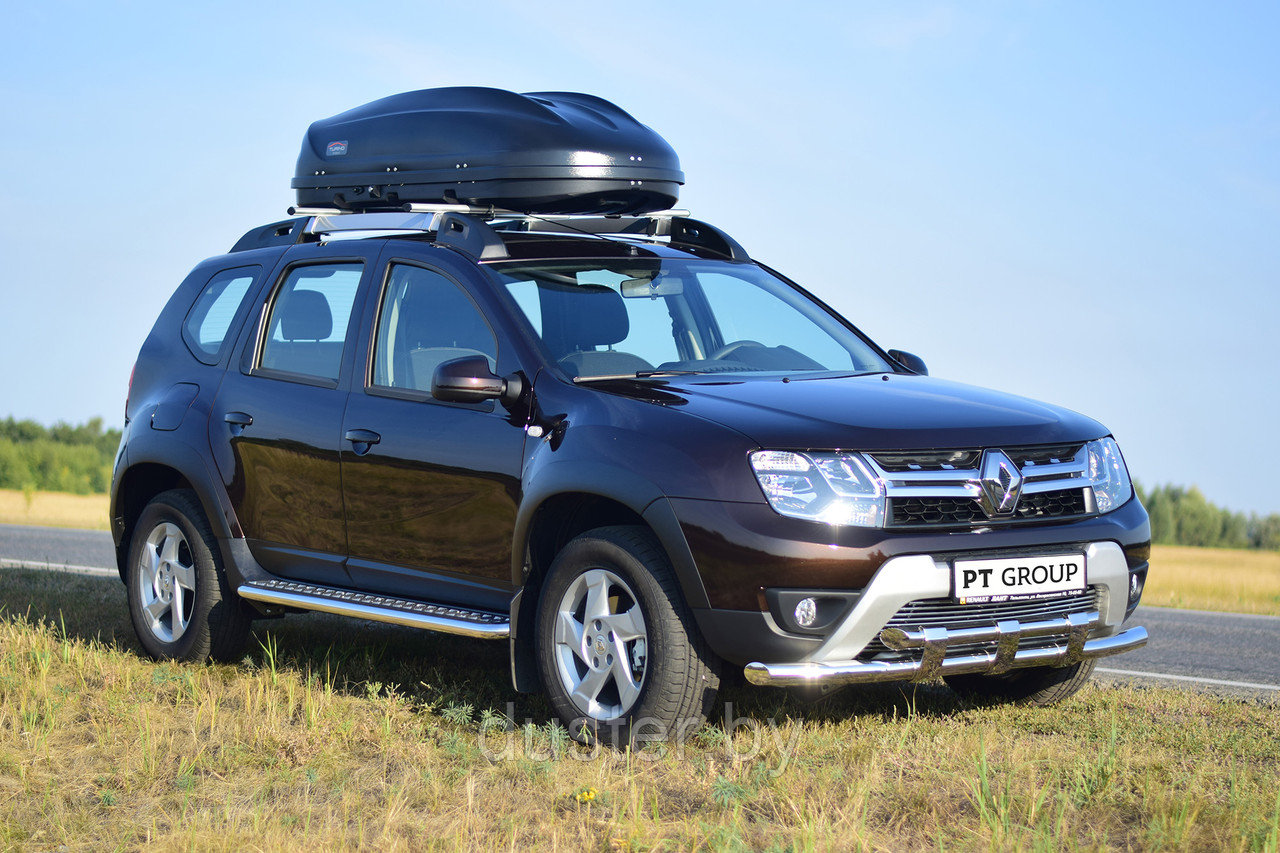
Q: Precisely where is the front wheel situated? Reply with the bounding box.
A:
[944,659,1097,706]
[535,526,720,746]
[126,489,251,663]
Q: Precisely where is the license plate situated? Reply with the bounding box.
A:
[953,553,1086,603]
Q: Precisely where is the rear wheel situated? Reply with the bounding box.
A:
[944,659,1097,706]
[126,489,251,663]
[535,526,720,746]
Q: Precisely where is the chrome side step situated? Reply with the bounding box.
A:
[238,578,509,639]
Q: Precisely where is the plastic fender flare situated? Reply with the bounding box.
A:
[112,433,242,582]
[507,466,712,694]
[509,462,708,607]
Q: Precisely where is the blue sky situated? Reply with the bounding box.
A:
[1,2,1277,513]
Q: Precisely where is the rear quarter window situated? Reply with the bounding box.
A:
[182,267,260,364]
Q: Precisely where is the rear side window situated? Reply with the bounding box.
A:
[183,267,259,364]
[258,263,364,383]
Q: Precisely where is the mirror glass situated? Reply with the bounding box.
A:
[621,274,684,298]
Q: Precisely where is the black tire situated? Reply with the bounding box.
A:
[126,489,252,663]
[944,659,1097,707]
[535,526,720,747]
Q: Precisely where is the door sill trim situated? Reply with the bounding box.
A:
[238,578,509,639]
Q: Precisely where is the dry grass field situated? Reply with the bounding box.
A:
[1146,545,1280,616]
[0,568,1278,851]
[0,488,108,531]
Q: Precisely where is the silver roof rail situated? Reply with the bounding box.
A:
[304,211,443,235]
[288,203,690,223]
[231,205,745,260]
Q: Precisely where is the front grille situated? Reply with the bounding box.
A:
[867,442,1095,529]
[868,450,981,472]
[891,496,985,526]
[890,487,1087,528]
[861,587,1100,660]
[1009,444,1084,467]
[1015,488,1086,519]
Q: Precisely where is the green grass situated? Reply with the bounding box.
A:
[1,568,1278,850]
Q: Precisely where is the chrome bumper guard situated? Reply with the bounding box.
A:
[743,610,1148,687]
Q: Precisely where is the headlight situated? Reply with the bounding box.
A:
[749,450,885,527]
[1086,437,1132,513]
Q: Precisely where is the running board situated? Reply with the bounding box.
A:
[237,579,509,639]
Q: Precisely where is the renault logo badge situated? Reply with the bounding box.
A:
[977,449,1022,516]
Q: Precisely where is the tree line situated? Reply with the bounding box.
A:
[1,416,1278,550]
[0,417,121,495]
[1135,483,1280,551]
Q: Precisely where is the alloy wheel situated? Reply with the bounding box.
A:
[552,568,648,720]
[136,521,197,644]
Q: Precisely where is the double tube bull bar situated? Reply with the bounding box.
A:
[743,611,1148,687]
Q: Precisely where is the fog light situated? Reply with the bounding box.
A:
[1129,570,1144,604]
[794,597,818,628]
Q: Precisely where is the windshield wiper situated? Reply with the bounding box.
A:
[574,369,703,383]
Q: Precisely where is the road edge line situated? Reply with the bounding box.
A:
[1097,666,1280,692]
[0,558,116,578]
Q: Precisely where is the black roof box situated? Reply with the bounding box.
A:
[292,87,683,215]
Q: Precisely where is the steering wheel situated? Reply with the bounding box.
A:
[710,339,765,360]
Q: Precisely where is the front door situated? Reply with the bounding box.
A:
[209,250,373,586]
[340,260,526,610]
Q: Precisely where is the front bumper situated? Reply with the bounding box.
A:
[743,540,1147,686]
[745,613,1147,686]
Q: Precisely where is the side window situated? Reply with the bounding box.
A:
[371,264,498,394]
[258,263,363,382]
[183,267,258,364]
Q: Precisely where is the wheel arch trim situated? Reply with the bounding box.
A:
[111,438,240,581]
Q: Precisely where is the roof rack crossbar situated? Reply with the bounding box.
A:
[306,211,442,235]
[248,206,748,261]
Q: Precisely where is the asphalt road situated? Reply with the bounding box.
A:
[0,523,117,575]
[1099,606,1280,700]
[2,523,1277,699]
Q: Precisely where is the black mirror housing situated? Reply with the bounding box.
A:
[887,349,928,376]
[432,355,507,404]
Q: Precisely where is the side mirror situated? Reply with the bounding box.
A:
[432,355,523,405]
[887,349,928,376]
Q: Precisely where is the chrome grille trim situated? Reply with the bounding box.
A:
[866,443,1095,528]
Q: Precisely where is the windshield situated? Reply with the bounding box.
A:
[490,258,893,379]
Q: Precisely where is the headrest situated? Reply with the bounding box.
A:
[558,284,629,348]
[279,289,333,341]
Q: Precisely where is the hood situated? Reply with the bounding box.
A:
[605,373,1108,450]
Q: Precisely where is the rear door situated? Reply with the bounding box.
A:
[208,242,379,586]
[339,252,527,610]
